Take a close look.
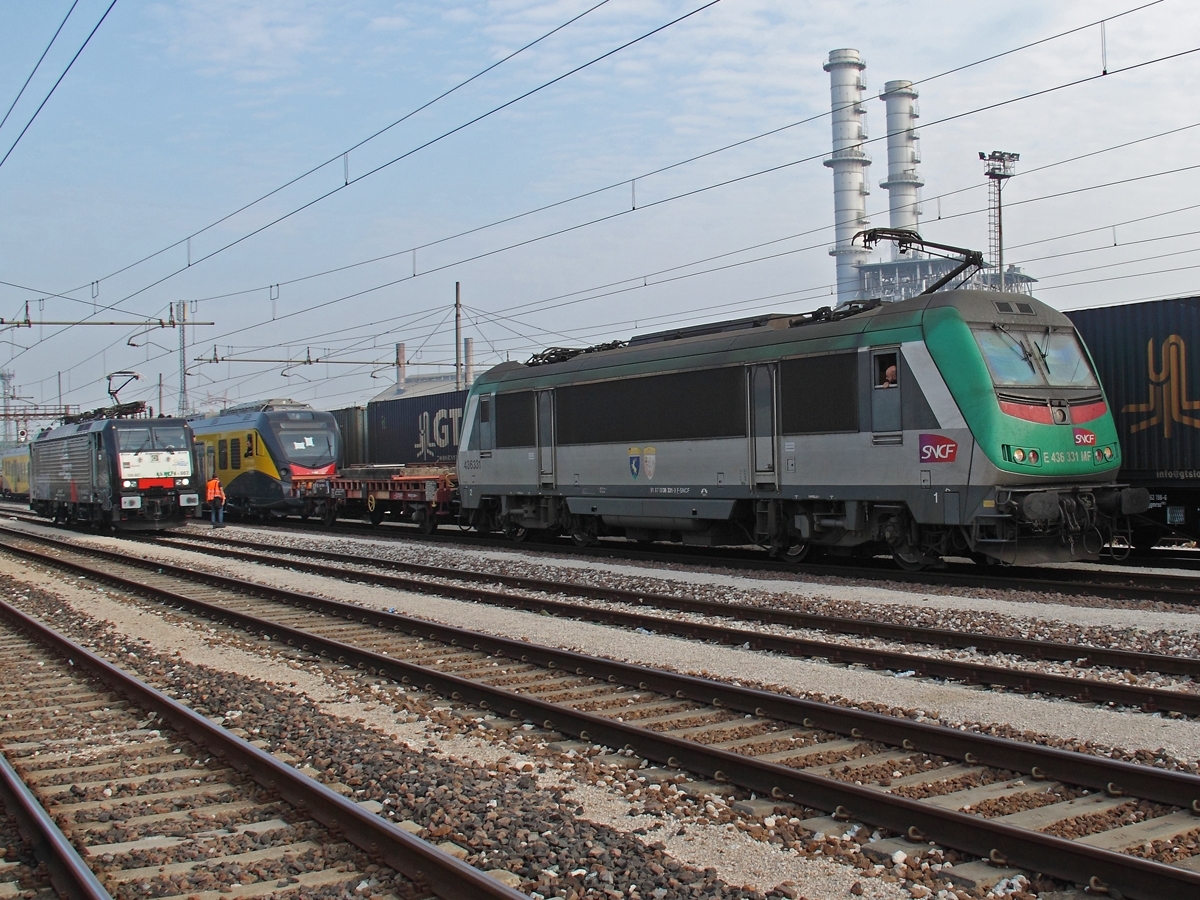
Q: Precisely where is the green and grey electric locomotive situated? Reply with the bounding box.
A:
[456,288,1147,567]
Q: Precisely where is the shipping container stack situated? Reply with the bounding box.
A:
[1067,295,1200,548]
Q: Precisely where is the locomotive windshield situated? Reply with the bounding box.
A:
[269,416,338,468]
[117,425,191,452]
[115,424,193,479]
[973,327,1098,389]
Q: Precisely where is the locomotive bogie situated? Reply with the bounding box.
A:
[459,289,1146,566]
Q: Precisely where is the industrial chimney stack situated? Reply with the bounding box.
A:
[879,80,924,258]
[823,49,872,307]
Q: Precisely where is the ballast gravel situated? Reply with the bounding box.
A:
[34,521,1200,767]
[0,554,927,900]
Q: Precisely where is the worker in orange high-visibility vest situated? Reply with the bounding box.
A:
[206,476,226,529]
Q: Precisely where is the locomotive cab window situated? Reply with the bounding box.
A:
[974,326,1099,389]
[218,440,228,470]
[874,352,899,388]
[479,394,493,451]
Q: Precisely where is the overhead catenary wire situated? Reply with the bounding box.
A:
[75,0,618,292]
[0,0,81,135]
[45,0,1165,315]
[11,21,1200,403]
[87,0,729,312]
[0,0,119,172]
[24,149,1200,411]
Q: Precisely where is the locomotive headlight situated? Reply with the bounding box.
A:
[122,480,133,488]
[175,477,189,486]
[1028,450,1039,464]
[1012,447,1026,463]
[1103,446,1114,460]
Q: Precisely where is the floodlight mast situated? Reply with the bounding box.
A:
[980,150,1019,291]
[855,228,985,294]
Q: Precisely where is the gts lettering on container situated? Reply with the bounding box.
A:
[415,408,464,461]
[919,434,958,463]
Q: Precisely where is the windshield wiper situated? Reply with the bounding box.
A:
[1031,327,1051,369]
[993,324,1031,363]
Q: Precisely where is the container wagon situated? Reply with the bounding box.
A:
[1066,295,1200,548]
[307,390,467,530]
[329,405,368,468]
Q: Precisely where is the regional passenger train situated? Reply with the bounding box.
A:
[456,289,1149,567]
[188,400,339,519]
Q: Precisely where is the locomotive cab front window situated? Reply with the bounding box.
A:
[974,328,1042,387]
[974,326,1099,389]
[270,420,337,469]
[1033,329,1099,388]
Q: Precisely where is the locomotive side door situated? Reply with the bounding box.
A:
[536,389,555,489]
[748,363,778,489]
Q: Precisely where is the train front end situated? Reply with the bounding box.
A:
[110,420,201,529]
[925,291,1148,562]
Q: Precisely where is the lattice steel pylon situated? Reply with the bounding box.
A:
[980,150,1019,291]
[0,370,13,442]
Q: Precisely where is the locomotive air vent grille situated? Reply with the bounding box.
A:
[994,300,1036,315]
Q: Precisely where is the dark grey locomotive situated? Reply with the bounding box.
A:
[31,415,200,531]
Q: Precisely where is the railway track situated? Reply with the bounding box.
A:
[135,526,1200,716]
[0,587,526,899]
[3,499,1199,605]
[2,522,1200,898]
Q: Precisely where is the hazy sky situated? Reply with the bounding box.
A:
[1,0,1197,417]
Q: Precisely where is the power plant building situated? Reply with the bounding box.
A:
[822,50,1034,304]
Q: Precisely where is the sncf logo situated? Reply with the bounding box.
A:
[1073,428,1097,446]
[919,434,958,463]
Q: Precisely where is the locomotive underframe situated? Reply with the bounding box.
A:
[472,480,1147,566]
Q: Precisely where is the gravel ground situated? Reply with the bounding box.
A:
[36,522,1200,766]
[186,525,1200,648]
[152,531,1200,696]
[0,553,931,900]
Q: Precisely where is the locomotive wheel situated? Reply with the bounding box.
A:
[368,505,385,526]
[505,521,529,542]
[418,513,439,535]
[892,546,927,571]
[570,529,595,548]
[780,540,811,564]
[321,505,338,528]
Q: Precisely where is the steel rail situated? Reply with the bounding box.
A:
[97,528,1200,715]
[0,751,113,900]
[0,600,526,900]
[228,510,1200,603]
[2,532,1200,898]
[4,501,1199,603]
[18,522,1200,713]
[161,531,1200,678]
